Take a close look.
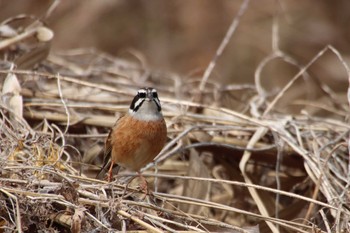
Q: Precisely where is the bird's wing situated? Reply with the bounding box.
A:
[96,116,122,179]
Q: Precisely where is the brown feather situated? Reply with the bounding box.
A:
[96,115,167,179]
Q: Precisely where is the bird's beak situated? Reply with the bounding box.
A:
[146,93,153,101]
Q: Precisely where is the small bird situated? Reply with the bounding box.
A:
[96,87,167,185]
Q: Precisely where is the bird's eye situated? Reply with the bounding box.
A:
[138,92,146,98]
[152,92,158,98]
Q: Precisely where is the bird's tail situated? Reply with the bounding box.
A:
[96,159,121,180]
[96,161,109,180]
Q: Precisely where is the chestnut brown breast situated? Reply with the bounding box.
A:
[110,116,167,171]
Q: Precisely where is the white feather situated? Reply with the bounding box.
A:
[129,100,163,121]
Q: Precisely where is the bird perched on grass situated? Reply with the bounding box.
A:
[96,87,167,188]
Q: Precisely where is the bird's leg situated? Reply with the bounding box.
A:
[107,161,114,182]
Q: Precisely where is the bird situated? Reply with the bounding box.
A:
[96,87,167,187]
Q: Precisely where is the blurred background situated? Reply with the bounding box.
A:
[1,0,350,113]
[2,1,350,231]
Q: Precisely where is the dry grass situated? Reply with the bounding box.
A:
[1,3,350,233]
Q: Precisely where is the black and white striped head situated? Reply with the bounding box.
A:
[129,87,163,121]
